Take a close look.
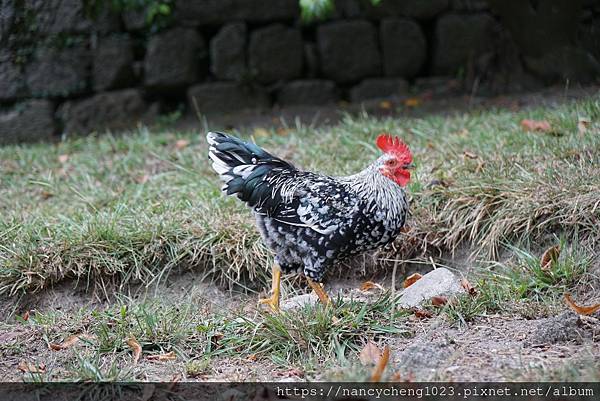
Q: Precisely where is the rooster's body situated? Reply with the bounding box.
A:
[207,131,412,310]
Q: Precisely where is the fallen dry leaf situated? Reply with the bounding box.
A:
[370,345,390,382]
[58,154,69,164]
[18,361,46,374]
[463,151,479,159]
[461,278,477,296]
[360,281,384,292]
[520,119,551,132]
[431,296,448,306]
[41,191,54,200]
[359,341,382,366]
[403,273,422,288]
[404,97,421,107]
[147,351,176,362]
[174,139,190,150]
[247,354,257,362]
[577,117,591,134]
[413,309,433,319]
[276,368,304,378]
[49,334,95,351]
[276,127,290,136]
[22,311,30,321]
[540,245,560,273]
[127,336,142,364]
[379,100,392,110]
[564,293,600,316]
[135,174,150,184]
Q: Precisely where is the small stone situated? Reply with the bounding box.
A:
[280,293,319,311]
[0,99,56,144]
[350,78,408,102]
[397,268,464,309]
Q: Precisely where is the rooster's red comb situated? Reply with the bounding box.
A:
[376,133,412,162]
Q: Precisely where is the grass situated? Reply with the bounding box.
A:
[3,292,410,381]
[1,96,599,297]
[441,239,594,323]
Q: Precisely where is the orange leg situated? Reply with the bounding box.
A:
[307,278,331,306]
[259,264,281,312]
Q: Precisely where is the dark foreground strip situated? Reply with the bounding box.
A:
[0,382,598,401]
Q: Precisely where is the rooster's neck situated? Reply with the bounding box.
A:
[338,163,407,215]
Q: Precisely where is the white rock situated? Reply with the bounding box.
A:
[397,268,464,309]
[280,293,319,311]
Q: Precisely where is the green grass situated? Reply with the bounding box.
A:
[9,292,410,381]
[441,239,594,323]
[1,97,599,297]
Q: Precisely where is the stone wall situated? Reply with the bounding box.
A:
[0,0,599,144]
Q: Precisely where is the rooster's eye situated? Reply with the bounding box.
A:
[385,159,397,167]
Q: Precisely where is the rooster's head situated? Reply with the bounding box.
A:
[375,133,414,187]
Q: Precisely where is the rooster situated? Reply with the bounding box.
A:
[207,131,413,311]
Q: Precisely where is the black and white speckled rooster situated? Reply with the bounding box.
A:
[207,131,413,311]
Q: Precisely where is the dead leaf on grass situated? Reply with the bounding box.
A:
[413,309,433,319]
[403,273,422,288]
[276,368,304,378]
[359,341,382,366]
[49,334,95,351]
[174,139,190,150]
[404,97,421,108]
[564,293,600,316]
[461,278,477,296]
[577,117,591,134]
[22,311,30,321]
[431,296,448,306]
[520,119,551,132]
[540,245,560,273]
[135,174,150,184]
[379,100,392,110]
[370,345,390,382]
[360,281,384,292]
[18,360,46,374]
[147,351,176,362]
[463,151,479,159]
[127,336,142,364]
[58,154,69,164]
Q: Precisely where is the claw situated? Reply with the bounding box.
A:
[258,296,280,313]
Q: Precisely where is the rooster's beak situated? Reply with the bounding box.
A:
[404,163,416,170]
